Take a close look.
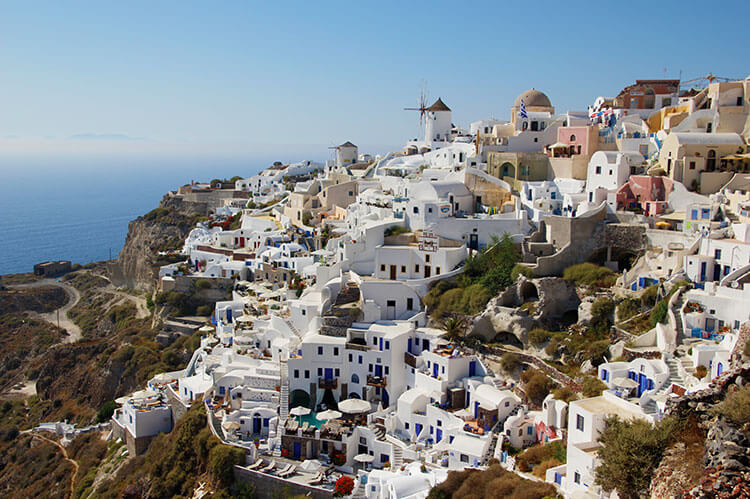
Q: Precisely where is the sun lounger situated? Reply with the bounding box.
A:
[279,465,297,478]
[308,471,324,485]
[276,464,292,476]
[301,422,309,432]
[260,460,276,473]
[247,459,264,470]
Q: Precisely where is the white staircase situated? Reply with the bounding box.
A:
[280,361,289,421]
[284,318,302,339]
[392,445,404,468]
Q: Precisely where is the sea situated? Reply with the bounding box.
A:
[0,154,306,276]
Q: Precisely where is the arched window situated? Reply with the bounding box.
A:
[707,149,717,171]
[570,134,577,141]
[351,374,360,384]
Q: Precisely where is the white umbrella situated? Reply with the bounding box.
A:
[612,377,638,389]
[316,409,342,421]
[354,453,375,463]
[299,459,322,473]
[338,398,371,414]
[290,406,311,416]
[235,315,253,323]
[223,421,241,431]
[199,325,214,333]
[151,373,174,384]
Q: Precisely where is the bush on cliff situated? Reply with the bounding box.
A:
[710,385,750,426]
[427,464,556,499]
[563,263,616,287]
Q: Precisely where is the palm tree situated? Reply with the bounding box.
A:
[438,314,469,342]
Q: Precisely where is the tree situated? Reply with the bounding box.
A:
[595,416,679,499]
[500,353,520,373]
[437,314,468,341]
[523,369,553,407]
[209,444,245,487]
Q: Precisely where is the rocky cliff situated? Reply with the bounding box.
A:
[108,194,209,291]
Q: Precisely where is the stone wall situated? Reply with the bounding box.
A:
[233,465,333,499]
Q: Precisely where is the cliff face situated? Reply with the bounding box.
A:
[108,194,208,291]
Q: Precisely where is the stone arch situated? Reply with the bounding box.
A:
[290,389,311,409]
[492,331,523,348]
[501,162,516,178]
[519,281,539,303]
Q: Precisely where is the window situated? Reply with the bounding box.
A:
[415,264,420,272]
[384,366,389,375]
[689,161,696,170]
[401,265,406,273]
[413,206,419,214]
[373,337,378,345]
[358,355,363,364]
[385,341,390,349]
[304,370,309,378]
[348,191,353,196]
[436,267,441,274]
[570,134,576,141]
[407,298,414,310]
[348,353,353,362]
[380,264,385,272]
[318,368,322,376]
[522,121,528,131]
[574,472,581,484]
[437,420,442,426]
[527,426,533,435]
[294,369,299,378]
[460,454,469,463]
[318,346,323,355]
[428,207,433,213]
[738,97,744,106]
[505,401,510,407]
[595,166,601,174]
[425,254,430,263]
[335,368,340,376]
[609,170,613,176]
[576,414,585,431]
[405,422,410,429]
[715,249,722,260]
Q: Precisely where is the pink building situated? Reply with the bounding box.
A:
[616,175,673,216]
[545,125,598,158]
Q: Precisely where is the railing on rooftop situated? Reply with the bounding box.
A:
[367,375,387,388]
[318,377,338,389]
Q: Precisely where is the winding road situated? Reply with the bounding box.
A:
[7,279,82,343]
[31,433,79,499]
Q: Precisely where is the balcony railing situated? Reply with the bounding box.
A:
[346,342,370,351]
[366,375,387,388]
[318,377,338,389]
[404,351,417,368]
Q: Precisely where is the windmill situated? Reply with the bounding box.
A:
[404,82,430,126]
[681,73,740,89]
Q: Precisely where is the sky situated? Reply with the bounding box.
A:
[1,0,748,162]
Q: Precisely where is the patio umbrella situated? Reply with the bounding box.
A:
[316,409,342,421]
[290,406,311,416]
[199,325,215,333]
[235,315,253,323]
[223,421,241,431]
[612,377,638,389]
[338,398,371,414]
[354,453,375,463]
[299,459,322,473]
[655,221,671,228]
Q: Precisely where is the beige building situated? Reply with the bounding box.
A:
[658,132,746,193]
[487,152,549,191]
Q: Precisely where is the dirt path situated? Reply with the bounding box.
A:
[103,285,150,319]
[32,433,79,499]
[8,279,82,342]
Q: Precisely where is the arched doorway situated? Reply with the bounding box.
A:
[290,389,311,409]
[519,281,539,303]
[501,162,516,179]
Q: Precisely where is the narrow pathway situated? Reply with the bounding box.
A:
[32,433,79,499]
[103,285,150,319]
[8,279,82,342]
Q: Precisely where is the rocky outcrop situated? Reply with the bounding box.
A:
[471,276,580,344]
[108,194,209,291]
[0,286,68,314]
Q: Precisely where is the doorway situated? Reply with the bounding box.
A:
[390,265,397,280]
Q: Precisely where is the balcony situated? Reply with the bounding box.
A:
[404,351,417,368]
[366,375,387,388]
[318,377,338,389]
[346,342,370,351]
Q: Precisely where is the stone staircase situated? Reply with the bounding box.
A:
[283,317,302,339]
[673,294,686,341]
[491,377,505,390]
[373,424,386,441]
[482,432,500,466]
[392,445,404,468]
[335,283,360,306]
[320,315,353,337]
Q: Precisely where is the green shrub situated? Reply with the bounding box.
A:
[591,297,615,332]
[545,337,561,356]
[522,369,553,406]
[460,283,492,314]
[617,297,641,321]
[208,444,245,486]
[710,385,750,425]
[96,401,118,423]
[528,328,551,347]
[510,264,534,282]
[384,225,409,237]
[641,284,659,308]
[500,353,520,373]
[196,305,212,316]
[582,376,608,397]
[586,339,611,364]
[195,279,212,290]
[649,300,668,327]
[563,263,615,287]
[694,365,707,379]
[437,288,465,315]
[552,386,577,403]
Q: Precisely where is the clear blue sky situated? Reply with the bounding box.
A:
[1,0,747,160]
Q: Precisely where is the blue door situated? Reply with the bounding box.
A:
[408,338,412,354]
[433,363,439,378]
[226,308,232,322]
[436,428,442,442]
[253,416,261,434]
[555,472,562,485]
[324,368,333,380]
[374,365,383,377]
[379,337,383,351]
[293,442,301,459]
[638,373,649,397]
[474,401,480,418]
[415,423,423,437]
[382,389,389,408]
[718,362,724,376]
[700,262,707,282]
[469,361,476,377]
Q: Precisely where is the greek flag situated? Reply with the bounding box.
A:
[519,99,528,119]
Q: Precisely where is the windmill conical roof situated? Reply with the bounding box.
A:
[426,97,451,112]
